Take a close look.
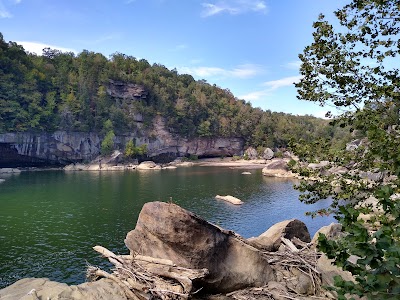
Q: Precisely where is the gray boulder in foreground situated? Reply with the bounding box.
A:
[311,223,343,247]
[0,278,126,300]
[248,219,311,251]
[124,201,275,293]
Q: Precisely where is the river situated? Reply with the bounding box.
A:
[0,166,335,288]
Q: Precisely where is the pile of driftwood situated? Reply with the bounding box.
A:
[87,246,208,300]
[87,237,326,300]
[227,237,325,300]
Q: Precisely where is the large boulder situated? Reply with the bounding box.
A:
[311,223,343,247]
[317,254,355,299]
[0,278,127,300]
[346,139,363,151]
[248,219,311,251]
[244,147,258,160]
[101,150,123,165]
[124,202,275,293]
[308,161,330,170]
[263,148,274,160]
[262,159,294,178]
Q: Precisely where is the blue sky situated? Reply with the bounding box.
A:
[0,0,349,117]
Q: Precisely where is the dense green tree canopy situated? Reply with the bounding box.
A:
[0,32,348,149]
[293,1,400,298]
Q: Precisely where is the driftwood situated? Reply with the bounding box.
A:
[89,245,209,300]
[227,241,325,300]
[261,239,323,299]
[90,237,327,300]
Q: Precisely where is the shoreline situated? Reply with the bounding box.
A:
[0,157,289,175]
[195,157,270,169]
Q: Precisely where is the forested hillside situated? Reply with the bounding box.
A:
[0,33,350,149]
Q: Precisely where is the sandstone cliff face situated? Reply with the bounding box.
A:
[144,116,244,161]
[0,80,244,167]
[0,132,101,167]
[107,80,148,101]
[0,118,244,167]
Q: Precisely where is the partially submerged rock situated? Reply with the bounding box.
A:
[248,219,311,251]
[215,195,244,205]
[124,201,274,292]
[241,171,252,175]
[162,165,177,169]
[0,168,21,174]
[175,161,194,167]
[64,163,137,171]
[262,159,295,178]
[136,161,161,170]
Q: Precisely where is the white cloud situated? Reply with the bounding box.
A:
[0,0,22,18]
[178,63,263,79]
[201,3,228,16]
[239,89,271,101]
[0,1,12,18]
[16,41,77,55]
[262,75,302,90]
[201,0,267,17]
[170,44,188,51]
[284,60,302,70]
[189,58,203,65]
[239,75,302,101]
[231,64,262,78]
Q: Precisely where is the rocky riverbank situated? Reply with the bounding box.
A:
[0,202,351,300]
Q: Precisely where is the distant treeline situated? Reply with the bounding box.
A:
[0,33,350,148]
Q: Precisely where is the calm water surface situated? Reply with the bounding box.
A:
[0,166,334,288]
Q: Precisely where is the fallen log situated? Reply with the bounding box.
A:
[89,245,209,299]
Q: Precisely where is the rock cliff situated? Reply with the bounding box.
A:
[0,132,101,167]
[107,79,148,101]
[0,80,244,167]
[0,117,244,167]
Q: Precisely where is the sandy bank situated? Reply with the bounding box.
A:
[195,157,269,169]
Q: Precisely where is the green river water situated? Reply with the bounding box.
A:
[0,166,334,288]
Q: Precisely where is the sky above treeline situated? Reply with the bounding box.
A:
[0,0,349,117]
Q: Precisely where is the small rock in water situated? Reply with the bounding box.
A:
[242,172,252,175]
[215,195,244,205]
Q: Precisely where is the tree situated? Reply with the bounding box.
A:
[101,130,115,155]
[197,120,212,137]
[101,120,115,155]
[124,139,136,158]
[293,1,400,299]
